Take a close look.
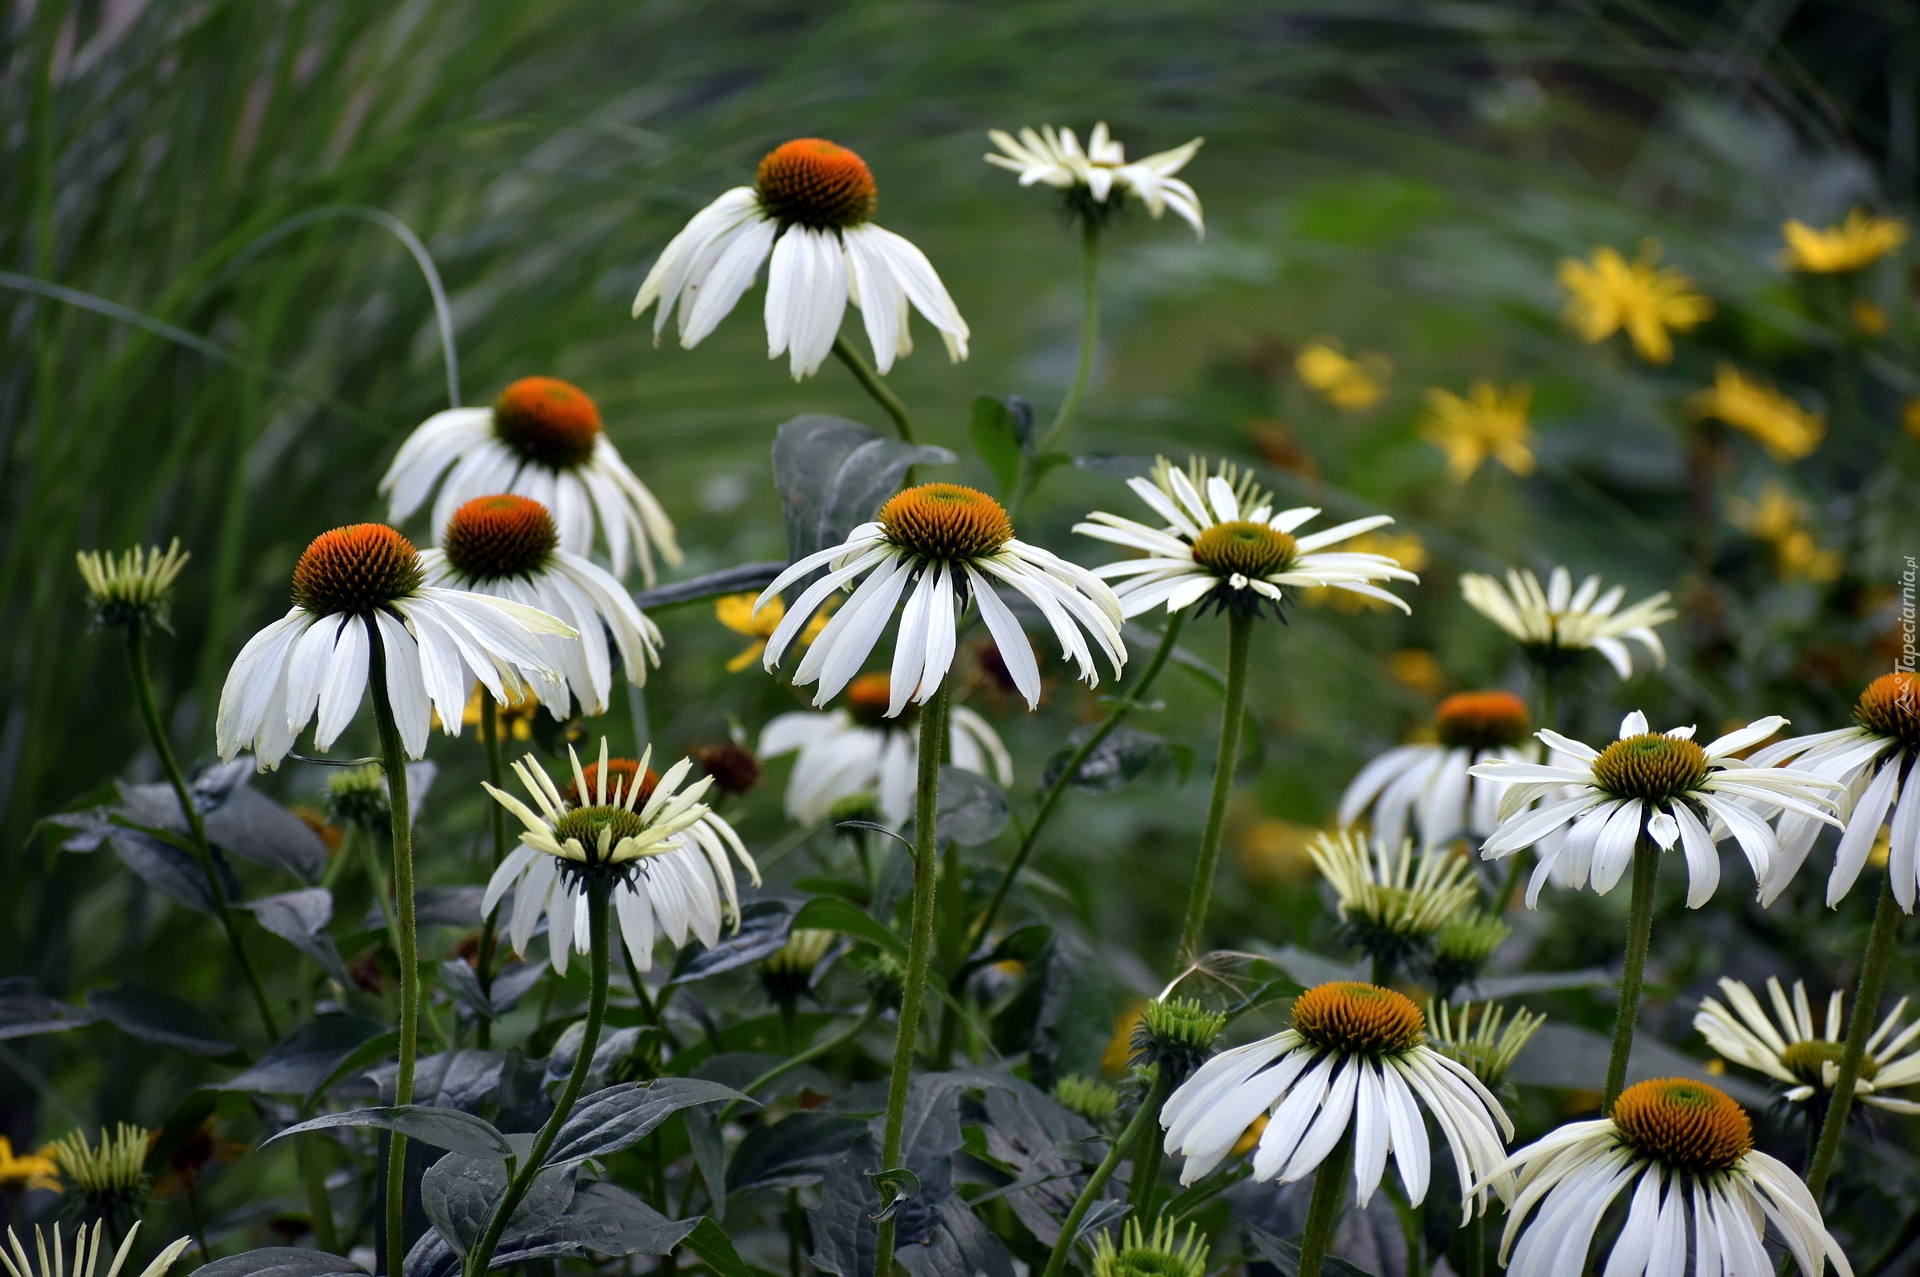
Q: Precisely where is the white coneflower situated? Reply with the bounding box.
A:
[631,138,969,380]
[1339,690,1536,852]
[1470,712,1842,907]
[380,377,680,585]
[1,1223,191,1277]
[1749,672,1920,907]
[483,743,760,975]
[419,494,661,717]
[985,123,1205,235]
[1490,1079,1850,1277]
[755,482,1124,713]
[76,539,190,631]
[1308,831,1478,976]
[1459,566,1674,679]
[1160,982,1513,1220]
[216,524,573,769]
[758,672,1012,827]
[1696,975,1920,1114]
[1075,457,1416,618]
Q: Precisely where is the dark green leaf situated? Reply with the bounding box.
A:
[772,415,954,562]
[685,1104,729,1225]
[244,888,349,986]
[670,899,796,983]
[191,1250,366,1277]
[0,978,94,1040]
[221,1014,387,1095]
[86,985,237,1057]
[867,1166,921,1222]
[421,1151,575,1256]
[1040,726,1169,794]
[544,1079,748,1168]
[932,767,1010,846]
[682,1217,757,1277]
[791,896,906,960]
[969,396,1023,495]
[270,1105,512,1159]
[1243,1224,1377,1277]
[633,562,787,611]
[727,1111,868,1195]
[109,827,220,915]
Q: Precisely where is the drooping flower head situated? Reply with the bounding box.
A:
[1,1223,191,1277]
[1161,981,1513,1219]
[380,377,680,584]
[1750,672,1920,908]
[632,138,969,380]
[217,524,573,769]
[759,672,1012,827]
[1339,690,1536,853]
[1557,241,1712,365]
[76,539,189,632]
[1471,712,1842,908]
[1781,207,1908,274]
[985,123,1204,235]
[483,740,760,974]
[1308,831,1478,976]
[755,483,1123,714]
[1490,1079,1850,1277]
[1075,456,1416,619]
[1696,975,1920,1115]
[1460,565,1674,679]
[1689,364,1825,464]
[420,494,661,718]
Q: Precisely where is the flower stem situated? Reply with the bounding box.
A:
[1123,1072,1171,1222]
[368,635,419,1277]
[873,678,951,1277]
[1297,1130,1354,1277]
[1177,609,1253,965]
[1807,870,1903,1200]
[1038,221,1101,457]
[832,334,915,442]
[1461,1202,1486,1277]
[465,875,613,1277]
[1603,837,1660,1111]
[473,691,508,1049]
[124,625,279,1039]
[970,612,1185,955]
[299,1137,340,1254]
[1039,1065,1172,1277]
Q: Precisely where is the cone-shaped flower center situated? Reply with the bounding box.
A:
[1781,1038,1879,1087]
[564,758,659,808]
[442,495,560,581]
[553,804,648,854]
[493,377,603,470]
[1189,521,1296,581]
[844,672,899,726]
[1857,672,1920,749]
[1592,733,1709,802]
[1435,690,1531,750]
[291,524,424,614]
[880,483,1014,560]
[755,138,878,230]
[1292,981,1425,1056]
[1611,1078,1753,1174]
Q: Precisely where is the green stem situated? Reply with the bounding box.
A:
[873,679,951,1277]
[1807,871,1903,1199]
[299,1137,340,1254]
[832,335,915,442]
[720,1005,882,1126]
[369,635,419,1277]
[1462,1203,1485,1277]
[1039,1066,1172,1277]
[1176,610,1253,965]
[1603,838,1660,1111]
[971,612,1185,955]
[1039,221,1101,456]
[125,625,279,1039]
[1297,1131,1354,1277]
[474,692,508,1050]
[465,876,613,1277]
[1123,1073,1171,1223]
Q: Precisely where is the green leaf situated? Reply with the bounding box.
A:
[969,397,1023,495]
[791,896,906,960]
[268,1105,513,1159]
[866,1166,920,1222]
[682,1217,758,1277]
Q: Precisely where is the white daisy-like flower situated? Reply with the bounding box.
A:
[1339,690,1537,851]
[1160,981,1513,1221]
[1074,457,1417,618]
[1695,975,1920,1114]
[759,672,1013,827]
[1469,711,1842,908]
[631,137,969,380]
[2,1223,191,1277]
[1747,672,1920,907]
[1460,565,1675,679]
[380,377,680,585]
[418,494,661,718]
[1489,1078,1851,1277]
[755,482,1124,714]
[984,122,1205,235]
[216,524,574,770]
[483,742,761,975]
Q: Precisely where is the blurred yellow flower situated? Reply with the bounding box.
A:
[1302,532,1428,613]
[0,1137,60,1193]
[1689,364,1824,463]
[1295,339,1391,411]
[1851,297,1890,337]
[1387,648,1448,699]
[716,592,828,673]
[1728,484,1842,584]
[1781,208,1908,274]
[1419,380,1535,482]
[460,684,538,739]
[1230,1113,1269,1157]
[1235,817,1321,886]
[1558,242,1711,365]
[1904,398,1920,441]
[1102,999,1148,1076]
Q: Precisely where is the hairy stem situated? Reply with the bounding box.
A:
[369,636,419,1277]
[1039,1066,1172,1277]
[833,334,914,442]
[1297,1131,1354,1277]
[1604,838,1660,1111]
[1807,871,1903,1199]
[1177,609,1253,965]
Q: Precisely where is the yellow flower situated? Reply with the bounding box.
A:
[1235,818,1320,887]
[1301,531,1427,613]
[1852,297,1890,337]
[1295,339,1391,411]
[1781,208,1908,274]
[1728,484,1842,583]
[0,1137,60,1194]
[459,684,539,739]
[1102,999,1148,1076]
[1557,242,1712,364]
[1903,398,1920,441]
[715,592,828,673]
[1386,648,1448,699]
[1418,380,1535,482]
[1689,363,1824,463]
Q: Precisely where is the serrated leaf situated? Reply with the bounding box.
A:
[270,1105,512,1159]
[544,1078,748,1168]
